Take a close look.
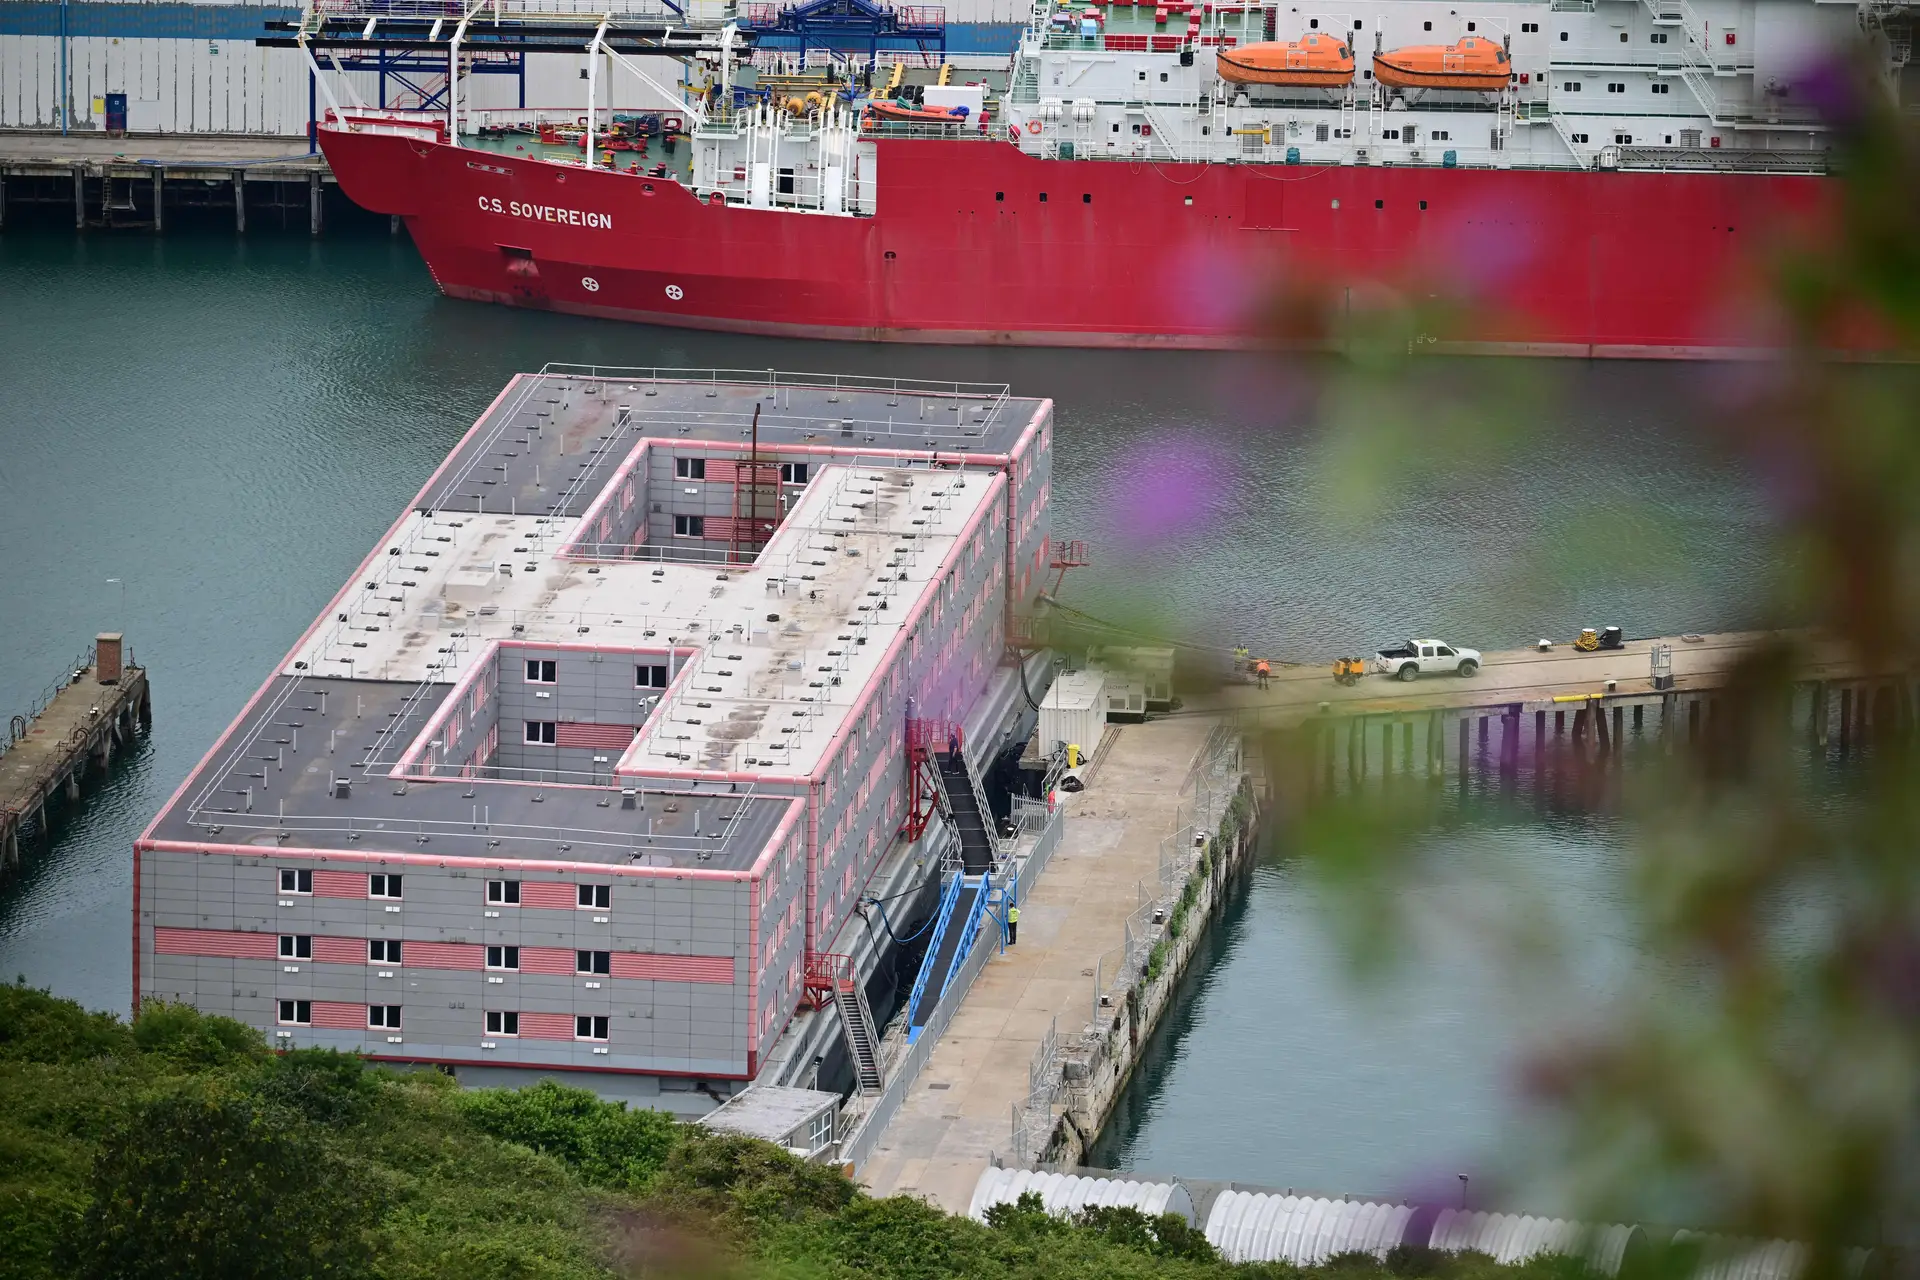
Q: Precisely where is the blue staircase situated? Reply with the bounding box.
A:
[904,872,988,1043]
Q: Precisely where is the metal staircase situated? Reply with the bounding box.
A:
[933,743,999,874]
[904,871,989,1043]
[805,952,883,1095]
[1639,0,1732,124]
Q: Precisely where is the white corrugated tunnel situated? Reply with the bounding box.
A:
[1428,1209,1646,1277]
[967,1168,1196,1226]
[1204,1192,1416,1265]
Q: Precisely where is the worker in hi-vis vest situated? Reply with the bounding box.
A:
[1007,903,1020,946]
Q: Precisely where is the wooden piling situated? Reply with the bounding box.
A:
[1457,716,1469,786]
[1347,718,1359,786]
[309,173,323,236]
[1401,720,1413,775]
[1534,708,1545,769]
[152,168,163,233]
[234,169,246,232]
[1840,687,1853,751]
[73,164,85,228]
[1595,699,1611,753]
[0,638,150,883]
[1611,704,1624,755]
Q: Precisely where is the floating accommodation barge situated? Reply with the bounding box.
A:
[134,368,1053,1110]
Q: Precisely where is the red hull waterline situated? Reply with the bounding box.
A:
[321,125,1838,359]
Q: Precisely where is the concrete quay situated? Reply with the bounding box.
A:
[1211,629,1882,728]
[0,130,344,232]
[858,712,1231,1213]
[1,635,150,876]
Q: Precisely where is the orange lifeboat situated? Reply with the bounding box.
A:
[1372,35,1510,92]
[1217,34,1355,87]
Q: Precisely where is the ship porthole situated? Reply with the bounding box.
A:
[582,277,601,292]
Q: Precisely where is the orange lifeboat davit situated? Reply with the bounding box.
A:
[1372,35,1510,92]
[1217,34,1355,88]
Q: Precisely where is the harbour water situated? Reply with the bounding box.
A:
[0,226,1779,1198]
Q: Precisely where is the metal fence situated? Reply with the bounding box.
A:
[1086,725,1244,1033]
[840,796,1064,1172]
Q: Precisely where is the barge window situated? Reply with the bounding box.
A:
[525,720,556,745]
[486,945,520,970]
[486,1011,519,1035]
[278,1000,311,1026]
[675,456,706,479]
[368,1005,401,1030]
[279,935,312,960]
[576,1015,609,1041]
[370,939,402,964]
[487,879,521,904]
[525,658,556,683]
[674,514,705,537]
[370,874,402,900]
[280,868,312,894]
[637,664,669,688]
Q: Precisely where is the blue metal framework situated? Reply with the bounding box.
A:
[324,50,527,112]
[740,0,945,61]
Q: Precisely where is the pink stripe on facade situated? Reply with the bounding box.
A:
[313,936,365,964]
[555,723,639,750]
[313,870,366,898]
[518,1012,574,1040]
[520,882,577,909]
[153,928,276,959]
[611,952,734,984]
[520,945,577,975]
[311,1001,365,1029]
[404,942,483,970]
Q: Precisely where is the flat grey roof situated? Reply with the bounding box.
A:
[147,676,790,869]
[700,1083,840,1141]
[419,368,1043,519]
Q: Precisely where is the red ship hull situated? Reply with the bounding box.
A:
[321,123,1839,357]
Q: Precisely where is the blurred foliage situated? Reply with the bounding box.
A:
[1261,30,1920,1267]
[0,981,1625,1280]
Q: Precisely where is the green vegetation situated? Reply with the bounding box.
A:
[0,981,1597,1280]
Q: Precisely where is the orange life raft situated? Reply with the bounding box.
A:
[1216,34,1355,87]
[1371,36,1510,92]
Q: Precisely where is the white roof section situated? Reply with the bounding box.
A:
[1430,1209,1644,1277]
[1042,668,1105,713]
[699,1084,839,1142]
[619,465,996,779]
[1205,1192,1415,1266]
[968,1167,1195,1226]
[281,461,998,782]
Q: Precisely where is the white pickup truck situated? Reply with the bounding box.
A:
[1371,639,1482,681]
